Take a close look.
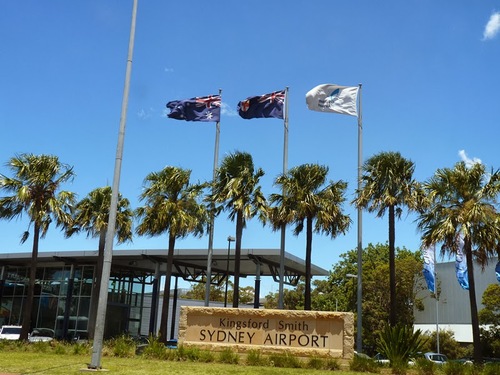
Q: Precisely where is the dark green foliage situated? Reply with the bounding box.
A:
[414,357,435,375]
[482,363,500,375]
[421,330,468,360]
[109,335,136,358]
[217,347,239,364]
[349,354,380,373]
[268,352,302,368]
[246,349,269,366]
[377,324,427,367]
[324,358,341,370]
[305,357,324,369]
[142,335,167,360]
[443,361,467,375]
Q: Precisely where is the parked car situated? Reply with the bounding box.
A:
[28,328,55,342]
[374,353,415,366]
[424,352,448,364]
[0,325,22,340]
[373,353,390,365]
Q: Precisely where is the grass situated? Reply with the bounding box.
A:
[3,340,499,375]
[0,351,370,375]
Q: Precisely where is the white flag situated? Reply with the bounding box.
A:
[306,84,359,117]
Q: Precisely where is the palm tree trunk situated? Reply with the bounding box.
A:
[389,205,396,326]
[159,235,176,343]
[87,229,106,340]
[232,212,244,308]
[20,223,40,340]
[304,217,313,311]
[464,236,482,362]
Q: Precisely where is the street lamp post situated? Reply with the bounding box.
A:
[346,273,361,351]
[224,236,235,307]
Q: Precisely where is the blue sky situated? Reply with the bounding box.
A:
[1,1,499,294]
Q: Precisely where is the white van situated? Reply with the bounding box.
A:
[0,325,22,340]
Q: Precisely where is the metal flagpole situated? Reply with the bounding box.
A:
[278,87,289,309]
[205,88,222,306]
[355,83,363,353]
[435,249,440,353]
[89,0,138,369]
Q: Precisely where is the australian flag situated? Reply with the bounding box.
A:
[166,95,221,122]
[237,90,285,119]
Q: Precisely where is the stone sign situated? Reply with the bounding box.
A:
[178,306,354,358]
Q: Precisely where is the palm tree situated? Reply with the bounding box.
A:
[353,151,421,326]
[417,161,500,363]
[135,166,207,343]
[209,151,267,308]
[0,153,75,340]
[65,186,133,339]
[269,163,351,310]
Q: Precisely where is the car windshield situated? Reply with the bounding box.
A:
[430,354,447,362]
[2,327,21,334]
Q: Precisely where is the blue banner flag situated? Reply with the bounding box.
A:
[237,90,285,119]
[166,95,221,122]
[495,261,500,283]
[455,235,469,290]
[422,244,436,293]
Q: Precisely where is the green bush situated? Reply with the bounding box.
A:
[142,335,167,360]
[443,361,467,375]
[482,363,500,375]
[217,347,239,364]
[324,358,340,370]
[269,352,302,368]
[72,341,91,355]
[377,323,428,368]
[246,349,269,366]
[349,354,380,373]
[108,335,136,358]
[305,357,325,370]
[415,357,435,375]
[196,350,215,363]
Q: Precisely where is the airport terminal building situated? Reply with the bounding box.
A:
[414,260,499,343]
[0,248,328,339]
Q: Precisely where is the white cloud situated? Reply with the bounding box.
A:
[137,108,154,120]
[220,102,238,117]
[458,150,481,168]
[483,12,500,40]
[164,67,174,73]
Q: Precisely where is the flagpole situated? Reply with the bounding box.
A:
[89,0,137,369]
[278,87,289,309]
[205,88,222,306]
[356,83,363,353]
[435,249,440,353]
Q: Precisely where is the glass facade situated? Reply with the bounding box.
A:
[0,264,153,339]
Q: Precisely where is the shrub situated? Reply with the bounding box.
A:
[414,357,435,375]
[350,354,380,373]
[109,335,136,358]
[196,350,215,363]
[246,349,269,366]
[269,352,302,368]
[377,323,427,368]
[142,335,167,360]
[72,341,91,355]
[442,361,466,375]
[217,347,239,364]
[306,357,325,370]
[482,363,500,375]
[325,358,341,370]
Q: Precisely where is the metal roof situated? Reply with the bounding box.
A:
[0,248,329,286]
